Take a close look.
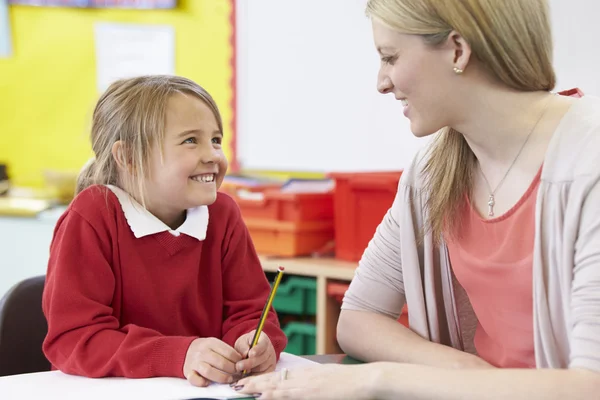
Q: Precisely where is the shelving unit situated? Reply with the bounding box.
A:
[259,255,357,354]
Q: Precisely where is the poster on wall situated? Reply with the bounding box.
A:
[0,0,10,58]
[8,0,176,8]
[94,22,175,93]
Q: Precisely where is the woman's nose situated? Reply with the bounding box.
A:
[377,75,393,94]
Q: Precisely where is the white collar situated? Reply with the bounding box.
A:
[106,185,209,240]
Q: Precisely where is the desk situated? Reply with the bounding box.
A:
[0,353,317,400]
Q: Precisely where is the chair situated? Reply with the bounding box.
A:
[0,276,50,376]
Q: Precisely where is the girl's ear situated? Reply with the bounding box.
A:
[111,141,128,171]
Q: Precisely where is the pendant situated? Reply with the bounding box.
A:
[487,194,495,217]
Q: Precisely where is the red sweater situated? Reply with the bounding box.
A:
[42,185,287,379]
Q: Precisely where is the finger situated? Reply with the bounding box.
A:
[236,352,269,373]
[236,358,251,373]
[203,349,238,375]
[235,339,251,358]
[238,370,281,392]
[248,347,272,373]
[238,379,277,396]
[253,355,276,374]
[245,330,257,345]
[207,338,243,363]
[195,361,236,384]
[187,370,210,387]
[247,334,268,359]
[259,388,306,400]
[236,340,270,372]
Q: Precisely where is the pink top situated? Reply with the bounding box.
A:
[446,168,542,368]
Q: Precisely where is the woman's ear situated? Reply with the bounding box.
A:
[446,30,472,73]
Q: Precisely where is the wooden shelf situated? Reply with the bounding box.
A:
[259,255,358,355]
[259,256,357,280]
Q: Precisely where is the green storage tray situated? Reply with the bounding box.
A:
[272,276,317,316]
[283,322,316,356]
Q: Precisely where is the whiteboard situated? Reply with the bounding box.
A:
[550,1,600,97]
[235,0,600,172]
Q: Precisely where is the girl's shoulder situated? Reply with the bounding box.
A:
[65,184,121,226]
[209,191,241,218]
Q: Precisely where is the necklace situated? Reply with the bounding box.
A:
[479,95,554,217]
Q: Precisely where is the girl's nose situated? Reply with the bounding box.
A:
[200,145,221,164]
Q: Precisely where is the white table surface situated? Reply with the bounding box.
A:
[0,352,316,400]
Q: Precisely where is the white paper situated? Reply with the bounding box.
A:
[94,22,175,93]
[0,0,11,58]
[0,352,317,400]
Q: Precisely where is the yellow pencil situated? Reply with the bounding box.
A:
[241,265,285,377]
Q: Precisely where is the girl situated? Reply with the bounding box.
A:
[239,0,600,398]
[42,75,287,387]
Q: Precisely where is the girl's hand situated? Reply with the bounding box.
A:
[183,337,243,386]
[234,330,277,375]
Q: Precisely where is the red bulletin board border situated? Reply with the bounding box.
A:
[228,0,239,172]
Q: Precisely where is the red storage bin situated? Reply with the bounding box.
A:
[234,190,333,223]
[327,281,349,304]
[244,218,334,257]
[330,171,402,262]
[228,183,335,257]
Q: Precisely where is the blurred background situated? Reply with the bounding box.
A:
[0,0,598,357]
[0,0,232,191]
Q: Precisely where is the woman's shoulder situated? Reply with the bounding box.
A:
[399,144,433,191]
[543,95,600,182]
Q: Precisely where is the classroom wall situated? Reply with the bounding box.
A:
[0,0,233,188]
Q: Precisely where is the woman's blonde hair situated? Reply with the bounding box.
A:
[76,75,223,206]
[366,0,556,240]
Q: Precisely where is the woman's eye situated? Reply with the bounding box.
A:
[182,137,197,144]
[381,56,396,65]
[212,137,222,145]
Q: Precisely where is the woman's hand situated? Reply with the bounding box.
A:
[183,337,243,387]
[234,330,277,375]
[236,364,376,400]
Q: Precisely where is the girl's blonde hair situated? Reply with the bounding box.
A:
[366,0,556,240]
[76,75,223,206]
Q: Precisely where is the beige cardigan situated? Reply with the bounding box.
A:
[342,95,600,371]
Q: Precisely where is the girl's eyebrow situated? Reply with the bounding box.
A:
[176,129,223,138]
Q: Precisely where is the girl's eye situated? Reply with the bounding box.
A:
[212,137,222,145]
[182,137,197,144]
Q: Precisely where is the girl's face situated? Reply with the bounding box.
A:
[144,93,228,224]
[372,21,463,137]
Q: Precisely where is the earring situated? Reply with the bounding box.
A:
[453,67,464,75]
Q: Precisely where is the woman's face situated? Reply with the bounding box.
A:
[372,21,464,138]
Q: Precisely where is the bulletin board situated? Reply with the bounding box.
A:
[0,0,234,187]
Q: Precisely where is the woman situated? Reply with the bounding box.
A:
[238,0,600,398]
